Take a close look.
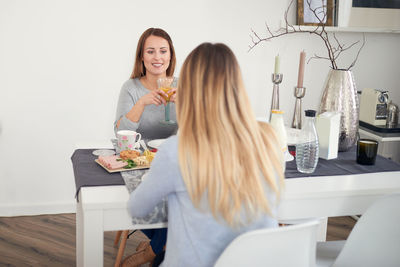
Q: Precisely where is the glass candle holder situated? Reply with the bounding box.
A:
[356,139,378,165]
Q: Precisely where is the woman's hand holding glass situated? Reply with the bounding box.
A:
[169,88,177,102]
[159,87,177,103]
[138,90,167,106]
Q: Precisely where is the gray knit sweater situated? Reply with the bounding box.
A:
[114,78,177,141]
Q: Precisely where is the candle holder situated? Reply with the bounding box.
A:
[291,86,306,129]
[269,73,283,121]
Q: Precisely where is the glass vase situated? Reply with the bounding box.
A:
[319,69,359,151]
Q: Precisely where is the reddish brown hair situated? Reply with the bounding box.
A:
[130,28,176,78]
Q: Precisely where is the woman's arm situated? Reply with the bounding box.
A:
[116,99,145,128]
[128,139,176,218]
[114,80,165,134]
[120,90,167,126]
[114,82,141,134]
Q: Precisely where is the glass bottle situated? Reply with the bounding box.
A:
[296,110,319,173]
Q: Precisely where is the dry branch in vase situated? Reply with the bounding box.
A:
[249,0,365,71]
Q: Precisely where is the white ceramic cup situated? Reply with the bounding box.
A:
[117,130,142,151]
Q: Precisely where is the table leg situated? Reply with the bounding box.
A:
[317,217,328,242]
[76,202,83,266]
[76,201,104,267]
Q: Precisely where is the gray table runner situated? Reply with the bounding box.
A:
[72,147,400,197]
[71,149,124,198]
[285,146,400,178]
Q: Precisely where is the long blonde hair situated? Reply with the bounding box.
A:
[130,28,176,79]
[177,43,284,226]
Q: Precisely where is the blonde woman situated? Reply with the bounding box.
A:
[126,43,284,267]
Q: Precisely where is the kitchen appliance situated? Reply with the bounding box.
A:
[359,88,389,126]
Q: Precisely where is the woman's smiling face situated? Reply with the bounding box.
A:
[142,35,171,77]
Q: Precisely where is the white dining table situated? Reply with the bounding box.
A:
[76,170,400,267]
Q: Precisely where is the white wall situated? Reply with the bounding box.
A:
[1,0,399,216]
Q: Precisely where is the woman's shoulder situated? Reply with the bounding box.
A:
[151,136,179,175]
[154,136,178,163]
[121,78,144,92]
[158,135,178,152]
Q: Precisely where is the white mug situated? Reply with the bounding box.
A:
[117,130,142,151]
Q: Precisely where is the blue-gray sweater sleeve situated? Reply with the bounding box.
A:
[114,80,140,135]
[127,137,177,218]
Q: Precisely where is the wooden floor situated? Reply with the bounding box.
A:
[0,213,356,266]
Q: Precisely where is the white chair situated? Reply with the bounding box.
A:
[317,193,400,267]
[214,220,319,267]
[279,217,329,242]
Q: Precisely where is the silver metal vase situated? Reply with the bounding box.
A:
[319,69,359,151]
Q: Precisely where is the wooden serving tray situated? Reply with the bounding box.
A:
[95,159,150,173]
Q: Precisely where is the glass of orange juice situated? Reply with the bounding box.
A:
[159,87,175,101]
[157,77,177,125]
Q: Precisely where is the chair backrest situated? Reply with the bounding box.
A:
[214,220,319,267]
[333,193,400,267]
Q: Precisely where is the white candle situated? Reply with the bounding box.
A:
[274,54,280,74]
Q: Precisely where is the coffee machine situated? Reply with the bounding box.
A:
[359,88,389,126]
